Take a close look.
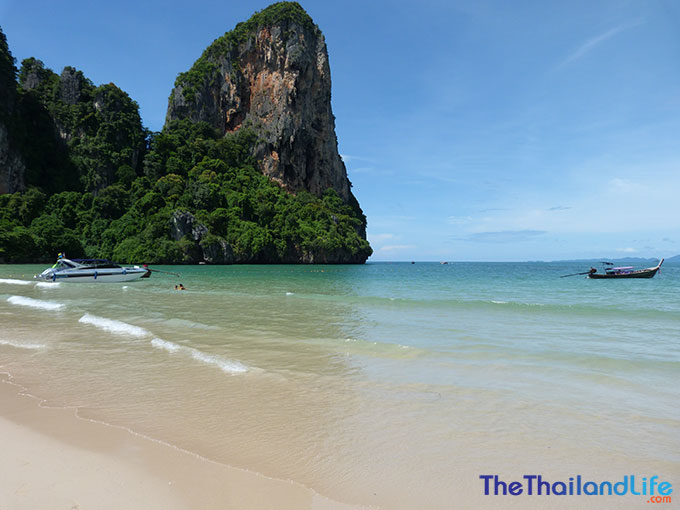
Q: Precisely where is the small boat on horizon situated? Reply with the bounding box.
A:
[587,259,664,279]
[35,256,150,282]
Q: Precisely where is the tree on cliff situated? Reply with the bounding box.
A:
[0,27,17,116]
[0,4,372,264]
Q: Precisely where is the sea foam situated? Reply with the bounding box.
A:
[7,296,65,310]
[151,337,181,353]
[0,278,33,286]
[188,348,248,374]
[78,314,150,338]
[0,338,46,350]
[150,338,248,374]
[36,281,61,288]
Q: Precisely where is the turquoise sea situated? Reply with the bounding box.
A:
[1,261,678,508]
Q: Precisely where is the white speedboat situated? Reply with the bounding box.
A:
[35,258,150,283]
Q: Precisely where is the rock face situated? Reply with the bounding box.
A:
[166,2,352,203]
[168,209,368,264]
[20,62,82,144]
[0,122,26,194]
[0,28,26,194]
[59,67,85,105]
[170,211,235,264]
[17,59,146,192]
[170,211,208,242]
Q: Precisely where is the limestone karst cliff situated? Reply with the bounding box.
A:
[0,119,26,194]
[0,5,371,264]
[166,2,353,204]
[0,36,146,195]
[18,59,146,192]
[0,28,25,194]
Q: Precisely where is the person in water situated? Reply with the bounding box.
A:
[175,283,186,290]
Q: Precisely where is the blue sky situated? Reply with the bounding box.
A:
[1,0,679,261]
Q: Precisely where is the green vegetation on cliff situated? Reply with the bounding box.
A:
[0,29,16,116]
[1,119,370,263]
[17,58,146,192]
[0,20,371,264]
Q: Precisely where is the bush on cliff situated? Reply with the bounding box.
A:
[0,118,371,263]
[0,23,371,264]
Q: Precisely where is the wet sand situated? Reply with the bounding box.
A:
[0,377,363,510]
[0,375,668,510]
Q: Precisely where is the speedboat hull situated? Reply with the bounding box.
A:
[35,258,149,283]
[38,268,149,282]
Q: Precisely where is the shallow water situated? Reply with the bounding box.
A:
[1,262,678,508]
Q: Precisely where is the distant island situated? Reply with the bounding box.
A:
[551,255,677,265]
[0,2,372,264]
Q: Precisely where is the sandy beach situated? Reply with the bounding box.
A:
[0,376,361,510]
[1,373,665,510]
[1,265,677,510]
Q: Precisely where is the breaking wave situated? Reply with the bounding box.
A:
[0,278,33,285]
[150,337,181,353]
[150,338,248,374]
[78,314,150,338]
[7,296,65,310]
[0,338,46,350]
[36,282,61,288]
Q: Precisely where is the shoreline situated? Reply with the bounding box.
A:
[0,373,366,510]
[1,371,664,510]
[1,264,677,510]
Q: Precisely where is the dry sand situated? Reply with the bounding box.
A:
[0,378,364,510]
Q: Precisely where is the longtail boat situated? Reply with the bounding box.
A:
[587,259,664,279]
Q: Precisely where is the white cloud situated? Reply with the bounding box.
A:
[608,178,635,192]
[446,157,680,238]
[369,233,395,242]
[457,230,548,243]
[558,21,644,68]
[339,154,376,164]
[379,244,417,252]
[350,166,375,174]
[446,215,474,225]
